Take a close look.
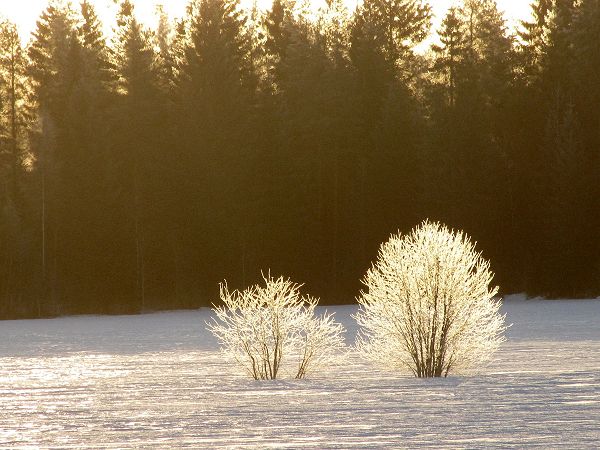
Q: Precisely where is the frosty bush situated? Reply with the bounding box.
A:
[355,221,507,377]
[207,274,345,380]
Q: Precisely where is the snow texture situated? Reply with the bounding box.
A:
[1,297,599,448]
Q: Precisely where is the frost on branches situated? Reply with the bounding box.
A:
[355,221,507,378]
[207,274,345,380]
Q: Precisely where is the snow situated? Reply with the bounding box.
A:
[1,298,599,448]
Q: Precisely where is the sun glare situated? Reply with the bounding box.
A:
[0,0,533,46]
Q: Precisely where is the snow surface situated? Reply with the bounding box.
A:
[1,297,599,448]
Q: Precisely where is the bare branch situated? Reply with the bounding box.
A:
[354,221,507,377]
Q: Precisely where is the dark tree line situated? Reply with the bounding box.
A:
[0,0,598,319]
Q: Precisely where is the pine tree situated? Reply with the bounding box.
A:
[427,0,514,279]
[571,0,600,291]
[432,8,463,107]
[68,0,129,312]
[352,0,431,71]
[174,0,255,295]
[348,0,431,250]
[0,20,31,316]
[111,0,167,311]
[538,97,588,294]
[264,0,293,87]
[0,0,597,318]
[509,0,596,295]
[518,0,552,82]
[27,1,78,314]
[536,0,599,295]
[274,5,352,298]
[0,20,29,201]
[543,0,577,93]
[155,4,176,90]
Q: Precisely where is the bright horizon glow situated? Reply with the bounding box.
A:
[0,0,533,48]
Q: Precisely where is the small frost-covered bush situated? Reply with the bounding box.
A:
[355,221,507,377]
[207,274,345,380]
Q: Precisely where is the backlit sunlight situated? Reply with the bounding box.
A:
[1,0,533,45]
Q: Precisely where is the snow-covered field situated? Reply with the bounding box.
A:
[1,296,599,448]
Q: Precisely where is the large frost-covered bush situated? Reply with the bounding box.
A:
[207,274,345,380]
[355,221,507,377]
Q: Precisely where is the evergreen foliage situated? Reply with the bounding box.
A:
[0,0,598,318]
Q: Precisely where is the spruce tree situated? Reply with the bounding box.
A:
[0,20,31,316]
[27,1,78,314]
[111,0,166,311]
[0,20,29,201]
[428,0,514,280]
[174,0,254,297]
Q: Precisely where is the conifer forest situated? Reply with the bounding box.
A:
[0,0,598,318]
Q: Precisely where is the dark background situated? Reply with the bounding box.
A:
[0,0,598,319]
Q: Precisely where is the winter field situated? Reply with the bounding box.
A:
[1,296,599,448]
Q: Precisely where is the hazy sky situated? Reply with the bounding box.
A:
[0,0,533,46]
